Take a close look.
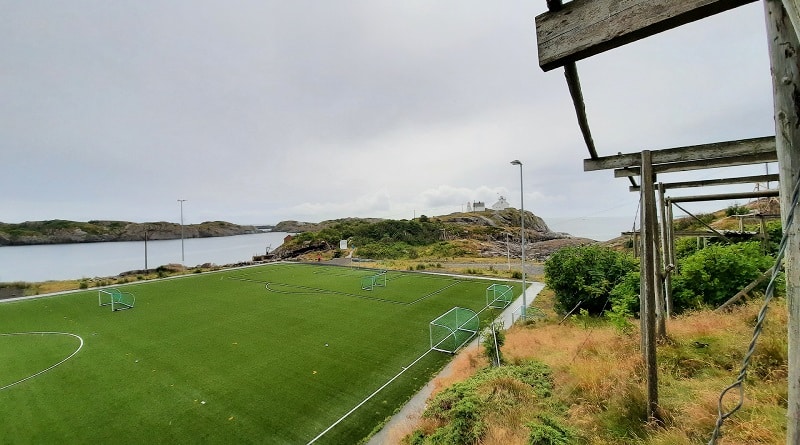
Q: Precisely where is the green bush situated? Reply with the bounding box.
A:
[482,322,505,367]
[527,414,576,445]
[672,241,773,312]
[419,362,554,444]
[674,237,700,259]
[606,271,640,332]
[726,203,750,216]
[544,245,637,315]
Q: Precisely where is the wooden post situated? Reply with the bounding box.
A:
[665,199,675,316]
[640,150,659,421]
[653,183,667,338]
[658,183,671,321]
[764,1,800,442]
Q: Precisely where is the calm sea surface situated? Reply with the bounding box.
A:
[0,217,631,283]
[0,232,290,283]
[544,216,634,242]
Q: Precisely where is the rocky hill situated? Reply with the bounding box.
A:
[0,220,260,246]
[271,209,594,261]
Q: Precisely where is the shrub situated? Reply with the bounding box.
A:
[674,237,700,259]
[419,362,554,444]
[544,245,637,315]
[672,241,773,312]
[482,322,505,367]
[606,271,640,332]
[527,414,576,445]
[725,203,750,216]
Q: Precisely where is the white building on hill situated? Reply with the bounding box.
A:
[492,196,511,210]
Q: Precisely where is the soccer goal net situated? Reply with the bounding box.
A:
[486,284,514,309]
[430,306,480,353]
[98,288,135,311]
[360,271,387,291]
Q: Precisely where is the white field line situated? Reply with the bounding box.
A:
[305,348,434,445]
[309,281,544,444]
[0,332,84,391]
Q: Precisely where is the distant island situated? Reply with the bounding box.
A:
[0,220,262,246]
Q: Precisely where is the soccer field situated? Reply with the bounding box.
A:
[0,263,518,444]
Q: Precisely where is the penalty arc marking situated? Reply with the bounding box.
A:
[0,332,85,391]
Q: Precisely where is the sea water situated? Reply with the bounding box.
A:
[0,232,290,283]
[544,216,635,242]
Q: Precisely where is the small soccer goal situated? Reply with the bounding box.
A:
[486,283,514,309]
[98,288,135,311]
[360,271,387,291]
[430,306,480,353]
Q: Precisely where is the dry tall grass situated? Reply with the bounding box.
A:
[398,294,788,444]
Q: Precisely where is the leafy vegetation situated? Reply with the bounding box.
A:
[725,203,751,216]
[409,361,562,444]
[672,241,774,311]
[482,322,506,367]
[543,245,637,315]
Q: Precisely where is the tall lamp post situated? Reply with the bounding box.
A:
[178,199,187,264]
[510,160,526,320]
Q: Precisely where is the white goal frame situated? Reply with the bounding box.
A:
[98,288,135,311]
[486,284,514,309]
[360,271,387,291]
[429,306,479,353]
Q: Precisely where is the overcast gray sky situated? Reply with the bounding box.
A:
[1,1,775,227]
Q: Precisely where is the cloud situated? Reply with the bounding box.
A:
[0,1,775,226]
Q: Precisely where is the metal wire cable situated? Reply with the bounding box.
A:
[707,174,800,444]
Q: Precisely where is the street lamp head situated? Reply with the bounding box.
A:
[510,160,522,166]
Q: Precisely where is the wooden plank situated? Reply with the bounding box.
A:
[640,150,660,422]
[536,0,757,71]
[629,174,780,192]
[765,2,800,441]
[668,189,779,203]
[658,183,672,318]
[585,136,775,172]
[614,152,778,177]
[715,267,775,311]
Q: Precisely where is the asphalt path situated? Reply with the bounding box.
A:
[366,280,546,445]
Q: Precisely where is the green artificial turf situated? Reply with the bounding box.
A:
[0,263,515,444]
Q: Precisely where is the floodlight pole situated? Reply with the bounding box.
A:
[511,160,526,320]
[178,199,187,264]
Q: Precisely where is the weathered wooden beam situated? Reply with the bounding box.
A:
[629,174,780,192]
[614,152,778,177]
[668,189,779,203]
[716,266,775,311]
[536,0,758,71]
[765,2,800,441]
[586,136,775,172]
[624,230,761,237]
[640,150,660,422]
